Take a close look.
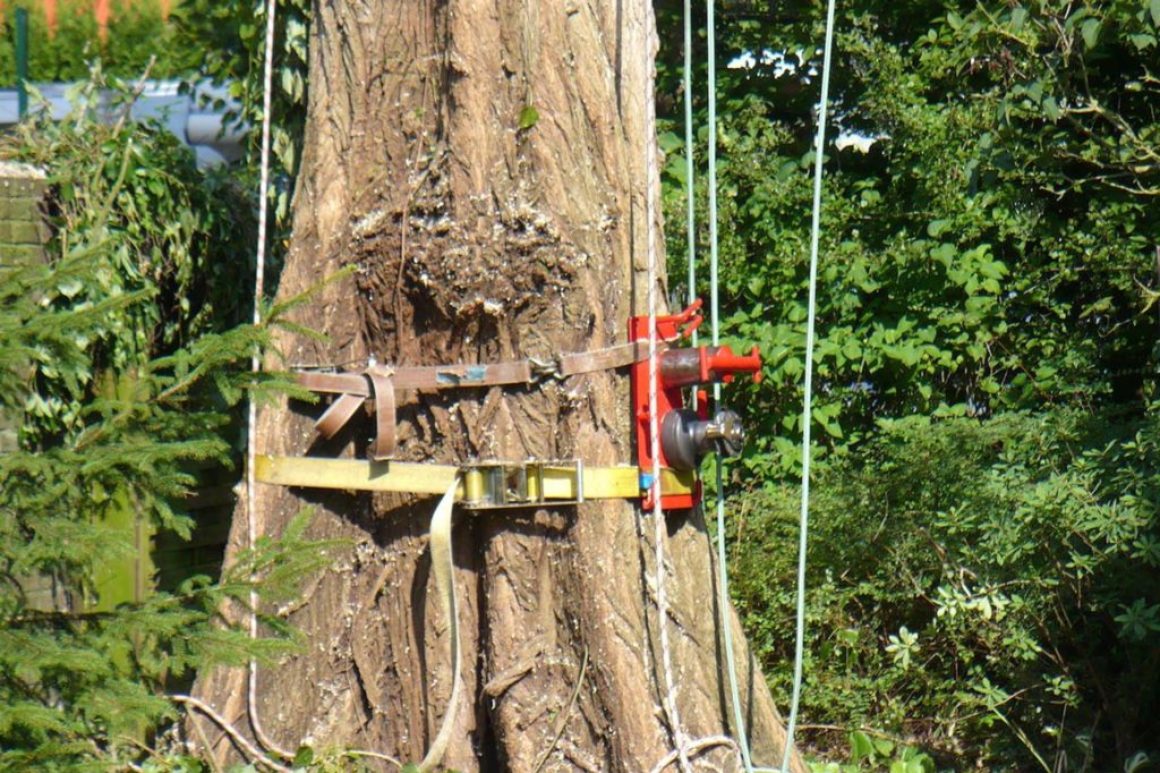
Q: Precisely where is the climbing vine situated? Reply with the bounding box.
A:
[175,0,311,224]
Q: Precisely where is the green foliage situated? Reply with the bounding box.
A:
[809,730,935,772]
[656,0,1159,767]
[730,411,1160,768]
[0,0,183,83]
[5,67,253,442]
[658,0,1159,478]
[0,74,328,768]
[174,0,310,224]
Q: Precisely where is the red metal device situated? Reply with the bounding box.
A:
[629,300,762,509]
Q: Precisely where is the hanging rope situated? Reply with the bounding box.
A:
[700,0,755,769]
[781,0,839,768]
[244,0,294,761]
[646,15,692,769]
[683,0,697,351]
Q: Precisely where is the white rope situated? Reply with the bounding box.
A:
[649,735,740,773]
[173,694,293,773]
[645,12,691,771]
[780,0,839,768]
[244,0,291,760]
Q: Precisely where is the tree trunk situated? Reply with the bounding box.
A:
[193,2,804,771]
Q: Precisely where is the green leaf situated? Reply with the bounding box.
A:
[664,154,688,184]
[1151,0,1160,27]
[930,242,957,264]
[518,105,540,130]
[293,746,314,767]
[850,730,875,761]
[1081,18,1101,49]
[657,131,683,152]
[927,219,951,238]
[1128,33,1156,50]
[1042,96,1061,121]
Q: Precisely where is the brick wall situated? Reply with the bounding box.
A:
[0,162,71,611]
[0,161,48,270]
[0,161,46,455]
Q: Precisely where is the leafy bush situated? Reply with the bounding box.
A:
[730,410,1160,769]
[658,0,1159,479]
[6,70,252,440]
[656,0,1159,767]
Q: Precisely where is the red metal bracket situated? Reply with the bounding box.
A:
[629,300,762,510]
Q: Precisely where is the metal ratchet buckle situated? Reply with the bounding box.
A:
[459,460,585,509]
[528,356,560,381]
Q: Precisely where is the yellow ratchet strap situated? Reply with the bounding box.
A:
[253,455,694,508]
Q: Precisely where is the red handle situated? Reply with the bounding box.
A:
[701,345,762,384]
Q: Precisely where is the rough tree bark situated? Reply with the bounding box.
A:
[193,2,805,771]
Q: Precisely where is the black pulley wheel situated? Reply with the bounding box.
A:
[661,407,747,471]
[661,409,703,471]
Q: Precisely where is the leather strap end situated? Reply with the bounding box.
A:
[314,393,364,439]
[366,369,397,460]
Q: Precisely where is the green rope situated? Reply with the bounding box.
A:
[684,0,697,340]
[704,1,755,771]
[781,0,839,768]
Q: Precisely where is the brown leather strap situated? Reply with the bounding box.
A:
[305,370,394,458]
[556,340,654,377]
[366,369,396,460]
[295,343,652,395]
[368,361,534,390]
[296,341,656,455]
[297,371,370,396]
[295,362,537,394]
[314,391,365,439]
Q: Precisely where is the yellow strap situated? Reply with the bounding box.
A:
[418,477,461,772]
[254,455,694,503]
[252,456,691,766]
